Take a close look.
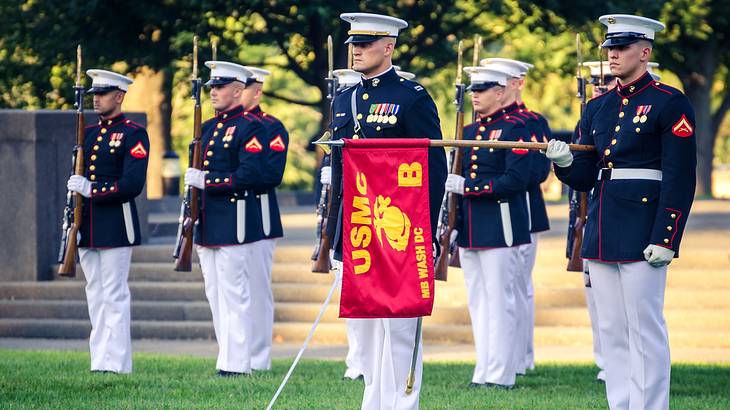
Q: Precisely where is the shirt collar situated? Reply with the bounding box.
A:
[361,66,398,89]
[616,71,654,97]
[217,104,244,121]
[97,113,126,127]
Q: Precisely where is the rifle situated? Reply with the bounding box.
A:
[566,34,588,272]
[173,36,203,271]
[311,35,338,273]
[434,40,466,281]
[58,45,85,278]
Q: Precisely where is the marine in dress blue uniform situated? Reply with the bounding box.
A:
[323,13,447,410]
[66,69,149,374]
[184,61,266,376]
[482,57,553,375]
[239,65,289,371]
[546,15,696,410]
[446,66,531,389]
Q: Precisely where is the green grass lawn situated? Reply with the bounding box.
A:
[1,349,729,409]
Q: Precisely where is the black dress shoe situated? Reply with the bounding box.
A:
[468,382,484,388]
[91,370,116,374]
[484,382,514,390]
[343,375,364,381]
[217,370,247,377]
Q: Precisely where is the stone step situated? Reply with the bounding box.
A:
[2,318,729,348]
[5,281,730,310]
[2,299,729,331]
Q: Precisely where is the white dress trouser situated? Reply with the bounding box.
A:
[79,247,133,374]
[587,260,670,410]
[459,246,519,386]
[584,265,605,380]
[248,239,276,370]
[197,243,254,373]
[360,317,422,410]
[332,257,366,380]
[515,233,538,373]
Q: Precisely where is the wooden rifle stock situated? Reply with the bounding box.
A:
[58,45,85,278]
[174,36,202,272]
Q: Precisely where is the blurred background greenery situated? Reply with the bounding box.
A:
[1,0,728,197]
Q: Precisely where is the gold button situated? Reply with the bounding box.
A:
[471,164,478,170]
[465,187,471,192]
[91,155,97,161]
[476,135,482,140]
[101,128,107,134]
[608,162,614,168]
[488,148,495,152]
[92,189,98,194]
[470,172,476,178]
[486,117,491,122]
[90,175,96,181]
[622,98,629,105]
[474,186,480,191]
[215,178,220,183]
[223,114,228,119]
[611,139,617,145]
[362,93,369,100]
[376,126,381,131]
[110,149,115,154]
[671,213,677,219]
[479,126,486,132]
[664,238,670,244]
[244,112,248,115]
[667,226,673,231]
[641,197,648,203]
[97,136,103,142]
[101,187,107,192]
[604,149,611,156]
[636,128,641,133]
[207,151,213,156]
[357,113,363,120]
[205,170,210,174]
[93,145,99,151]
[89,165,96,171]
[471,155,477,160]
[353,135,359,139]
[107,120,112,125]
[224,178,230,183]
[224,143,229,148]
[619,112,625,118]
[209,140,215,146]
[230,198,236,203]
[203,160,210,166]
[217,123,223,129]
[206,179,211,184]
[473,147,479,151]
[213,131,219,137]
[505,115,510,119]
[615,125,620,132]
[484,185,490,190]
[110,186,115,191]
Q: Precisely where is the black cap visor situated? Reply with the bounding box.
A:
[601,32,652,48]
[87,85,123,95]
[468,82,501,92]
[345,34,396,44]
[205,77,239,87]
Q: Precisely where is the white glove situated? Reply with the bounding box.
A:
[545,139,574,168]
[643,245,675,267]
[184,168,205,189]
[320,166,332,185]
[67,175,92,198]
[445,174,465,194]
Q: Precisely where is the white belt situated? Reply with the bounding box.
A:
[598,168,662,181]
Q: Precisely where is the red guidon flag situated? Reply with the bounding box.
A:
[341,138,435,318]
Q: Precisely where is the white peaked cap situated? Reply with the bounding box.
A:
[479,58,528,78]
[243,66,271,83]
[464,66,508,90]
[204,61,254,85]
[340,13,408,43]
[599,14,665,47]
[86,69,133,92]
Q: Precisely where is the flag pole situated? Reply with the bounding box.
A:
[314,139,595,152]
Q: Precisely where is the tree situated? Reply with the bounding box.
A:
[532,0,730,197]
